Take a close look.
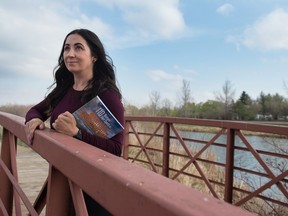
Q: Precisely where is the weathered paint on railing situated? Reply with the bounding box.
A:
[0,111,254,215]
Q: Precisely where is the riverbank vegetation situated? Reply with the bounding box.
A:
[126,122,287,216]
[125,80,288,123]
[1,80,288,124]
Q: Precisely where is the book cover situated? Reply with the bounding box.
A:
[73,96,124,139]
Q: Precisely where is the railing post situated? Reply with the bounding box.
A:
[162,123,170,177]
[0,128,17,216]
[224,128,235,203]
[122,120,130,160]
[46,165,74,216]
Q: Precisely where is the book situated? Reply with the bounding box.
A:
[72,96,124,139]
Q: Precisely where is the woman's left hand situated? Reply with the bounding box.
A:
[52,111,79,136]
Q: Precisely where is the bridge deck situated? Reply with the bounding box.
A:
[16,145,48,215]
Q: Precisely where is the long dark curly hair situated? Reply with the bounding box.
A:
[45,29,121,115]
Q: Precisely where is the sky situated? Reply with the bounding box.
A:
[1,0,288,107]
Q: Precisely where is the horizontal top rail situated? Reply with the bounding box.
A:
[123,115,288,215]
[0,111,255,215]
[125,115,288,135]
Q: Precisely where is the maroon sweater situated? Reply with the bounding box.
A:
[25,87,124,156]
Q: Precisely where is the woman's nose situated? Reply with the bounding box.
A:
[67,48,75,57]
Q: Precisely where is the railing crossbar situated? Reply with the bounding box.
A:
[124,116,288,214]
[0,159,38,215]
[237,131,288,199]
[2,113,286,215]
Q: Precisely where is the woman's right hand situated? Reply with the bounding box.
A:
[25,118,45,144]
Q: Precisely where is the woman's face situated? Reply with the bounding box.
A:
[63,34,96,75]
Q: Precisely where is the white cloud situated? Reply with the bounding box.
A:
[0,0,113,79]
[225,35,241,51]
[0,0,189,105]
[146,69,183,82]
[0,0,188,79]
[146,69,183,100]
[243,8,288,50]
[227,8,288,50]
[173,64,197,75]
[216,3,235,16]
[93,0,188,39]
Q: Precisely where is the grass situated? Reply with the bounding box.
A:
[126,122,288,216]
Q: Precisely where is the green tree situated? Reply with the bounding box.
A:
[125,104,139,116]
[257,91,268,115]
[198,100,223,119]
[239,91,252,105]
[234,91,255,120]
[268,93,286,120]
[257,92,286,120]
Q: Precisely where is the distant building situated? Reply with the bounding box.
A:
[255,114,273,120]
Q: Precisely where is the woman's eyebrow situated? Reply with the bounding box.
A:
[64,42,84,47]
[74,42,84,47]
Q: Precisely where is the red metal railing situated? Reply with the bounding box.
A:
[0,111,254,215]
[123,116,288,215]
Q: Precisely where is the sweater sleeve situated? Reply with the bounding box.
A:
[80,90,125,156]
[25,99,50,124]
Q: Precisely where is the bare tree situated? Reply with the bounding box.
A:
[149,90,161,116]
[181,79,191,107]
[161,98,173,116]
[215,80,235,119]
[179,79,193,117]
[283,81,288,96]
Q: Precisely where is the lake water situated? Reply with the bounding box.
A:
[177,131,288,201]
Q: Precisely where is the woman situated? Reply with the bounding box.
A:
[25,29,124,215]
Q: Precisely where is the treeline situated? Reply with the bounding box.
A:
[1,80,288,121]
[124,80,288,121]
[0,104,32,117]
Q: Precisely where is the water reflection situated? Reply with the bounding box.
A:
[174,130,287,201]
